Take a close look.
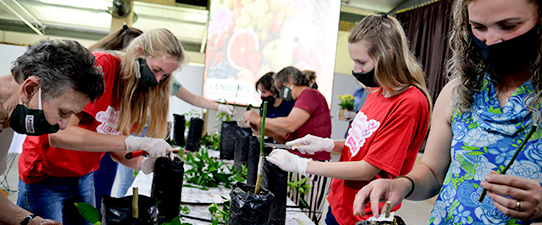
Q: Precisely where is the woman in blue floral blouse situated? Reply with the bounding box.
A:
[352,0,542,224]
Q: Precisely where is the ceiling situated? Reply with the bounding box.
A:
[0,0,417,52]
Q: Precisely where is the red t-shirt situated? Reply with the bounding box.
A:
[285,88,331,161]
[327,87,429,225]
[19,52,121,184]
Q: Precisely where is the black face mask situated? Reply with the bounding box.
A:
[261,95,275,105]
[279,83,295,102]
[137,58,159,88]
[473,24,539,75]
[352,69,378,87]
[311,83,318,89]
[10,88,59,135]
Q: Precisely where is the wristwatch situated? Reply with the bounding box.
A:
[21,214,35,225]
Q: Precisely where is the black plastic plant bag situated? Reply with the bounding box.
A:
[173,114,185,146]
[151,157,185,222]
[186,117,204,152]
[228,182,274,225]
[220,121,238,159]
[262,158,288,225]
[100,195,158,225]
[234,127,252,172]
[247,135,260,185]
[355,215,406,225]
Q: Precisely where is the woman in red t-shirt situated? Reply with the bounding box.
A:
[267,14,432,225]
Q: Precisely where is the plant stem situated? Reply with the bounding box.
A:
[255,101,268,194]
[478,125,538,202]
[132,187,139,219]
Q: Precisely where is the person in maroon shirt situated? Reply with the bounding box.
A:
[243,66,332,222]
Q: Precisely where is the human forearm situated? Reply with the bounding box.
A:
[332,140,345,152]
[263,117,298,133]
[306,160,380,180]
[49,126,127,152]
[0,194,32,224]
[176,86,219,110]
[402,163,444,200]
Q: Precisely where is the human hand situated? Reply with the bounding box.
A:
[140,157,158,175]
[481,171,542,221]
[29,216,62,225]
[266,149,312,176]
[125,136,172,157]
[243,110,260,126]
[218,104,235,116]
[353,178,412,218]
[337,110,357,121]
[285,134,334,154]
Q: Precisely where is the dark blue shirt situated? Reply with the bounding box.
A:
[259,100,295,118]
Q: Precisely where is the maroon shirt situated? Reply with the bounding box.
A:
[286,88,331,160]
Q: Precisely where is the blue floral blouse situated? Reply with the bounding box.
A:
[427,76,542,224]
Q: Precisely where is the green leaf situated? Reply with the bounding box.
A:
[181,206,191,214]
[74,202,100,224]
[299,198,310,209]
[468,151,485,156]
[168,215,183,225]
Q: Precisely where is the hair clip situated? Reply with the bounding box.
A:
[381,13,388,18]
[122,24,129,31]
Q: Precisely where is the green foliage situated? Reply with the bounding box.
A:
[337,94,355,110]
[74,202,101,225]
[201,132,221,150]
[182,148,246,190]
[208,198,230,225]
[287,177,312,209]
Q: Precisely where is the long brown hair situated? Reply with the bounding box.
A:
[114,28,185,138]
[348,13,433,112]
[448,0,542,124]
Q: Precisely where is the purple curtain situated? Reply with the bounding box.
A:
[396,0,452,105]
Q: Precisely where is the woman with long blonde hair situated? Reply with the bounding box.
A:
[17,28,185,223]
[266,13,431,224]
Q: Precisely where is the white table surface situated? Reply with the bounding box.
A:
[127,149,315,225]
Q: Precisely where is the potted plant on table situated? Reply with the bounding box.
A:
[337,94,355,121]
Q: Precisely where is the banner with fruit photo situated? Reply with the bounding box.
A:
[204,0,340,106]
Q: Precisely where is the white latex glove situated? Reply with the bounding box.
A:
[266,149,312,176]
[285,134,334,154]
[218,104,235,116]
[342,110,357,121]
[140,157,157,175]
[125,136,172,157]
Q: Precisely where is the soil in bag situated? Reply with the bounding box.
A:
[228,182,274,225]
[262,158,288,225]
[220,121,238,159]
[100,195,158,225]
[151,157,185,223]
[173,114,185,146]
[186,117,204,152]
[234,127,251,172]
[247,135,260,185]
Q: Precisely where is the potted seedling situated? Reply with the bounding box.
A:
[337,94,355,121]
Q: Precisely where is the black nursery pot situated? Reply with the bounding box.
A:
[220,121,238,159]
[262,158,288,225]
[173,114,185,146]
[151,157,185,223]
[234,127,252,172]
[228,182,274,225]
[186,117,204,152]
[100,195,158,225]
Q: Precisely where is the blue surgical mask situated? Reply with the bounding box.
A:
[279,83,295,102]
[10,87,60,135]
[136,58,158,88]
